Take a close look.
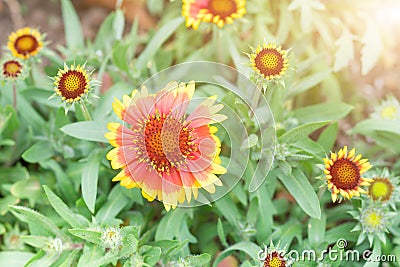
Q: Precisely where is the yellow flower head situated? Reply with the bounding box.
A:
[249,42,289,81]
[1,57,27,81]
[371,96,400,121]
[182,0,246,30]
[52,64,94,104]
[323,146,373,203]
[7,27,44,59]
[368,177,394,202]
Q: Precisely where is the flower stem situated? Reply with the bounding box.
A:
[12,83,17,112]
[80,102,93,121]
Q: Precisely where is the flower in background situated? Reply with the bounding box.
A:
[0,57,27,82]
[7,27,44,59]
[323,146,373,203]
[349,202,395,246]
[371,96,400,121]
[50,63,99,110]
[258,241,292,267]
[249,42,289,82]
[367,169,399,208]
[105,81,227,211]
[182,0,246,30]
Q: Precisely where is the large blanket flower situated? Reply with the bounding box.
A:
[106,81,227,211]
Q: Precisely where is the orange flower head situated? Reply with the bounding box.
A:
[105,81,227,211]
[323,146,373,203]
[7,27,44,59]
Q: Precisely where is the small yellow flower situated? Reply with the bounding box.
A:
[249,42,289,81]
[323,146,373,202]
[368,178,394,202]
[7,27,44,59]
[53,64,92,104]
[182,0,246,30]
[371,96,400,121]
[1,58,27,81]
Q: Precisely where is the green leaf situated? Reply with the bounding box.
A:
[135,17,184,70]
[22,141,54,163]
[0,223,5,235]
[288,69,331,98]
[142,247,162,266]
[0,252,35,267]
[292,102,353,124]
[212,242,261,267]
[317,122,338,151]
[277,168,321,219]
[0,195,19,215]
[349,118,400,135]
[94,10,125,50]
[82,151,101,213]
[112,41,130,73]
[43,185,89,228]
[185,254,211,266]
[333,27,355,72]
[60,121,108,143]
[155,209,187,241]
[61,0,84,50]
[279,121,330,144]
[9,206,69,240]
[20,236,49,249]
[68,229,101,245]
[217,219,228,248]
[308,213,326,248]
[241,134,258,149]
[361,19,383,75]
[11,177,42,205]
[95,186,130,224]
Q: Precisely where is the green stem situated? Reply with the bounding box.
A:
[80,102,93,121]
[12,83,17,112]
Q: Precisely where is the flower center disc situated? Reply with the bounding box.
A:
[143,114,197,173]
[365,211,382,228]
[264,252,286,267]
[58,70,87,99]
[3,61,22,77]
[208,0,237,18]
[369,179,393,201]
[254,49,284,77]
[330,159,360,190]
[381,105,397,119]
[15,35,38,55]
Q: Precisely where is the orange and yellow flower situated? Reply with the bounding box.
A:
[7,27,44,59]
[182,0,246,30]
[323,146,373,203]
[1,58,26,81]
[249,42,289,81]
[263,251,288,267]
[105,81,227,211]
[53,64,92,104]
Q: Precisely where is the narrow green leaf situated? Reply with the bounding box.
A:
[0,252,35,267]
[349,118,400,135]
[279,121,330,144]
[155,209,187,241]
[60,121,108,143]
[21,141,54,163]
[135,17,184,70]
[61,0,84,50]
[317,122,338,151]
[277,168,321,219]
[288,69,331,98]
[292,102,353,124]
[308,213,326,248]
[95,186,130,223]
[212,242,261,267]
[186,254,211,266]
[43,185,89,228]
[217,219,228,248]
[82,151,101,213]
[68,229,101,245]
[20,236,49,249]
[9,206,69,240]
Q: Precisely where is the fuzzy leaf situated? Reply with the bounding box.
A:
[82,151,101,213]
[292,102,353,124]
[279,121,330,144]
[68,229,101,245]
[277,168,321,219]
[212,242,261,267]
[43,185,89,228]
[61,0,84,50]
[60,121,108,143]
